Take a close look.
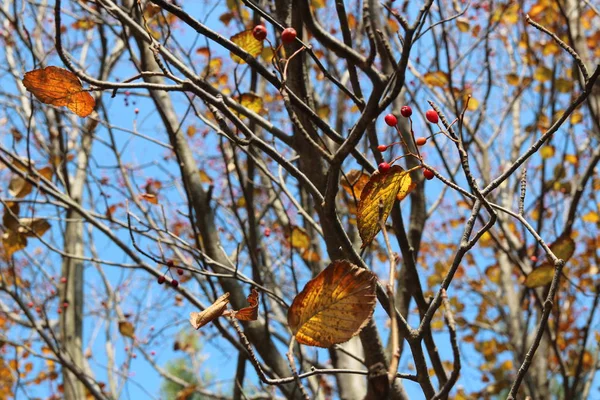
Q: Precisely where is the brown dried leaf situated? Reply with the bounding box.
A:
[22,66,95,117]
[524,264,554,288]
[189,292,230,330]
[224,289,259,321]
[287,260,377,347]
[118,321,135,338]
[357,166,415,247]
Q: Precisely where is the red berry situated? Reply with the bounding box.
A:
[57,309,62,314]
[134,108,139,114]
[423,168,435,180]
[377,145,388,152]
[378,162,391,174]
[415,137,427,146]
[281,27,297,44]
[264,227,271,237]
[171,279,179,288]
[27,302,34,308]
[157,276,166,285]
[151,351,156,356]
[60,277,67,283]
[384,113,398,126]
[177,268,184,276]
[425,109,439,123]
[530,256,538,263]
[166,260,175,268]
[63,302,69,309]
[400,106,412,117]
[253,25,267,41]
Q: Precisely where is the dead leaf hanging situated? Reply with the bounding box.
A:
[287,260,377,347]
[189,292,230,330]
[22,66,95,117]
[223,289,259,321]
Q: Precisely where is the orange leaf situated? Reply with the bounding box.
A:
[22,66,95,117]
[189,292,230,329]
[224,289,259,321]
[230,30,263,64]
[290,226,311,250]
[139,193,158,204]
[341,170,370,200]
[287,260,377,347]
[118,321,135,338]
[357,166,415,247]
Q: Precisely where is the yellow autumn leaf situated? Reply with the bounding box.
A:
[290,226,311,250]
[230,30,263,64]
[456,17,470,32]
[301,248,321,262]
[317,105,330,119]
[524,264,554,288]
[506,73,520,86]
[118,321,135,338]
[423,71,449,88]
[540,145,555,159]
[555,78,573,93]
[565,154,578,165]
[570,111,583,124]
[261,46,275,63]
[17,218,51,237]
[582,211,599,223]
[287,260,377,347]
[357,166,415,247]
[238,92,263,114]
[22,66,95,117]
[550,234,575,261]
[533,66,552,82]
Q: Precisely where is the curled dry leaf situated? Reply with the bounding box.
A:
[139,193,158,204]
[8,164,53,199]
[287,260,377,348]
[357,166,415,248]
[22,66,95,117]
[118,321,135,338]
[189,292,230,330]
[223,288,259,321]
[230,30,263,64]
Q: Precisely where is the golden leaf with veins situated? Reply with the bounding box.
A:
[357,166,415,248]
[22,66,95,117]
[230,30,263,64]
[287,260,377,347]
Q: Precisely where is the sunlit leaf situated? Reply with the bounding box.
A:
[341,170,370,200]
[118,321,135,338]
[287,260,377,347]
[22,66,95,117]
[456,17,470,32]
[189,292,230,329]
[423,71,449,88]
[238,92,263,114]
[357,166,415,247]
[72,18,95,30]
[570,111,583,124]
[524,264,554,288]
[223,289,258,321]
[555,78,573,93]
[139,193,158,204]
[290,226,311,250]
[506,73,520,86]
[533,66,552,82]
[582,211,599,223]
[230,30,263,64]
[261,46,275,63]
[550,234,575,261]
[540,145,555,159]
[301,248,321,262]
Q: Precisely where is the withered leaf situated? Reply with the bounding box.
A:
[22,66,95,117]
[223,289,259,321]
[189,292,230,330]
[287,260,377,347]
